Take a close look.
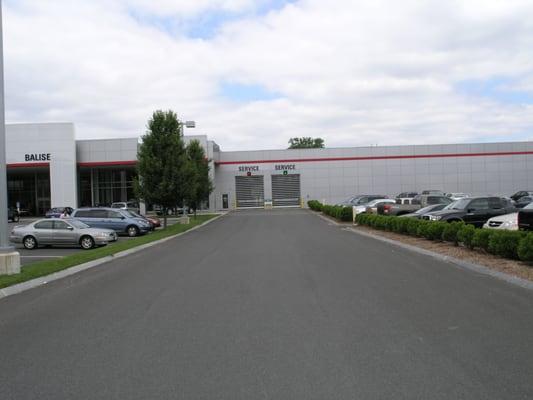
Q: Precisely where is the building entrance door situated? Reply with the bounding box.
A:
[272,174,301,207]
[235,176,264,208]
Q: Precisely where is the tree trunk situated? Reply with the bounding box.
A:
[163,207,168,228]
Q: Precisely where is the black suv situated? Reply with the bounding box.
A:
[425,197,515,227]
[510,191,533,202]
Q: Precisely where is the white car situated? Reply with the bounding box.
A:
[353,199,395,216]
[483,202,533,230]
[446,193,469,201]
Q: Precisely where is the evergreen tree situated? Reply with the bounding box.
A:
[135,110,187,227]
[183,140,213,217]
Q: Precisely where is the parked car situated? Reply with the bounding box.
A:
[8,208,19,222]
[425,197,516,227]
[380,195,453,216]
[111,201,140,214]
[45,206,74,218]
[510,191,533,202]
[482,203,533,231]
[71,207,151,237]
[513,196,533,209]
[130,211,161,231]
[338,195,388,207]
[446,193,469,201]
[364,199,396,215]
[353,198,393,216]
[396,192,418,199]
[518,202,533,231]
[421,190,446,196]
[10,218,117,250]
[398,203,449,219]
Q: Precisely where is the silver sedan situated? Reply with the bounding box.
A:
[10,218,118,250]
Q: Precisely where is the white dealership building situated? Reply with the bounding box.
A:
[5,122,533,214]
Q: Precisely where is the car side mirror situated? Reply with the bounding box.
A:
[121,216,126,220]
[67,226,74,230]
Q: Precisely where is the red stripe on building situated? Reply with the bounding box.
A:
[215,150,533,165]
[77,160,137,167]
[7,162,50,168]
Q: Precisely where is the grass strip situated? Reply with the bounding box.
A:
[0,214,217,289]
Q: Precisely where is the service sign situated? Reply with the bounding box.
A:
[25,153,51,162]
[274,164,296,171]
[238,165,259,172]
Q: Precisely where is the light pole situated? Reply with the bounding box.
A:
[0,0,20,275]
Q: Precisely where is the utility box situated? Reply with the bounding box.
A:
[264,199,273,209]
[178,216,190,225]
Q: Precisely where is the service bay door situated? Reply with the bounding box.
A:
[235,175,265,208]
[271,174,301,207]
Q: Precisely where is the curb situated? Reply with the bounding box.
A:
[0,213,226,300]
[344,227,533,291]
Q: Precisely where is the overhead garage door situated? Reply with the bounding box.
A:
[272,174,301,207]
[235,176,265,208]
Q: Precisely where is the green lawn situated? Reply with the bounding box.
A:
[0,214,218,289]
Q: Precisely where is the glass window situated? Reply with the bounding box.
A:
[107,210,123,219]
[468,198,489,210]
[53,220,70,230]
[488,198,503,209]
[34,221,54,229]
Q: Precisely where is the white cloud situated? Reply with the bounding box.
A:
[3,0,533,150]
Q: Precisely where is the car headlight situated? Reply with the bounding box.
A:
[429,215,442,221]
[501,220,517,228]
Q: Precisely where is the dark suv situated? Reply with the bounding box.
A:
[425,197,516,227]
[510,191,533,202]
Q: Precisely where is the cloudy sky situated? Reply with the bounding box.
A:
[3,0,533,150]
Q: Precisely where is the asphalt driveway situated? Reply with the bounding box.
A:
[1,208,532,399]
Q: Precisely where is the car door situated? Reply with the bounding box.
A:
[464,198,490,227]
[52,220,77,245]
[33,220,55,244]
[107,210,126,232]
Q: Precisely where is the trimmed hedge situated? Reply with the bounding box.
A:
[307,199,533,263]
[351,211,533,263]
[311,201,353,222]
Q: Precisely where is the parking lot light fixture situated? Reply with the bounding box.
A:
[0,0,21,275]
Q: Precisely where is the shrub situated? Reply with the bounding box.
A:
[340,206,353,222]
[425,221,448,241]
[518,233,533,262]
[406,218,420,236]
[396,218,410,234]
[488,231,525,260]
[442,221,464,245]
[472,229,493,252]
[416,220,432,238]
[457,224,476,249]
[307,200,323,211]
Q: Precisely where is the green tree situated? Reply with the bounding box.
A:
[135,110,187,228]
[288,137,325,149]
[183,140,214,217]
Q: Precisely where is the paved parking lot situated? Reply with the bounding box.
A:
[7,216,184,266]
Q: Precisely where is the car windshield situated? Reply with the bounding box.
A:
[446,198,470,210]
[111,204,123,208]
[415,204,440,214]
[122,210,136,218]
[67,219,90,229]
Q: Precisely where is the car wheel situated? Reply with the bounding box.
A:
[23,235,37,250]
[127,225,139,237]
[80,236,95,250]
